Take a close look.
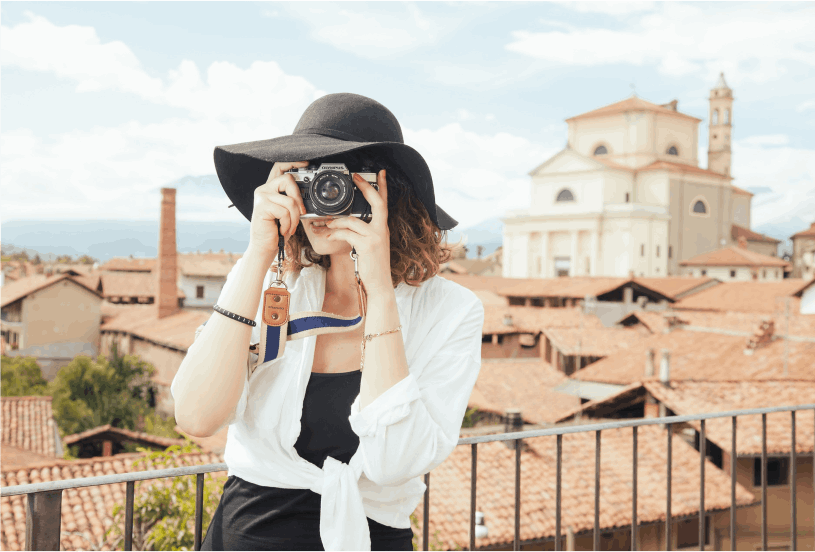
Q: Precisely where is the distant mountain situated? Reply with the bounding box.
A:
[1,220,250,262]
[450,217,503,259]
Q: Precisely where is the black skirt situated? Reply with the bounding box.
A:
[200,369,414,551]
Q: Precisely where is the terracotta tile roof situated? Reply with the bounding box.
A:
[0,444,60,471]
[99,302,156,322]
[594,157,634,171]
[0,273,103,308]
[483,306,605,335]
[731,224,780,244]
[674,309,815,339]
[62,424,187,449]
[644,380,815,455]
[411,425,754,550]
[98,257,155,272]
[792,222,815,239]
[99,271,185,299]
[565,96,702,123]
[638,160,730,179]
[617,311,673,334]
[632,277,718,300]
[469,359,581,425]
[679,245,789,268]
[571,328,815,385]
[543,327,648,357]
[498,277,631,299]
[672,280,809,313]
[101,307,211,357]
[1,449,225,552]
[440,274,540,295]
[178,253,240,278]
[1,396,60,459]
[472,289,509,308]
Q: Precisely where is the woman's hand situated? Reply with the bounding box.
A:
[325,170,393,296]
[248,161,309,259]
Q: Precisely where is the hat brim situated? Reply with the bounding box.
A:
[214,134,458,231]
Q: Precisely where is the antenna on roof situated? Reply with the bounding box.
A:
[630,82,637,97]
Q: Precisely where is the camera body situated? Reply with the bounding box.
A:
[285,163,378,221]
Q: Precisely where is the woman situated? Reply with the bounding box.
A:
[171,93,484,551]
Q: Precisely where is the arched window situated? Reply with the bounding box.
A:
[692,200,707,214]
[556,189,575,202]
[712,109,719,125]
[593,145,608,155]
[724,109,730,124]
[667,146,678,156]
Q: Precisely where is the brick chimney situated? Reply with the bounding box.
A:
[504,408,524,450]
[644,349,659,418]
[157,188,178,319]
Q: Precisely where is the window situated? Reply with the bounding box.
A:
[669,245,673,259]
[763,269,767,278]
[482,334,492,344]
[667,145,678,156]
[725,108,731,124]
[712,109,719,124]
[593,145,608,155]
[625,192,630,203]
[730,270,736,278]
[701,269,707,276]
[196,285,205,299]
[640,244,645,257]
[656,245,660,257]
[754,457,790,487]
[556,189,575,202]
[692,200,708,215]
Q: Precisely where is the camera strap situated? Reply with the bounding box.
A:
[250,231,366,373]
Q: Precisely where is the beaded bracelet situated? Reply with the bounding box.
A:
[213,304,257,327]
[359,325,402,370]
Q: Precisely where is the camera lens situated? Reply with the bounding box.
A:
[310,171,354,215]
[318,179,341,201]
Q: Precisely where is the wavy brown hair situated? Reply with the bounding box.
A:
[283,149,451,287]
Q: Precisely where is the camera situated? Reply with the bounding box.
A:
[285,163,378,221]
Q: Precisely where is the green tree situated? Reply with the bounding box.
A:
[50,344,157,436]
[1,355,49,396]
[106,441,225,551]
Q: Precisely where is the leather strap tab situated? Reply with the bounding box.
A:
[262,286,290,326]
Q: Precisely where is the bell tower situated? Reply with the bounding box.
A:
[708,72,733,176]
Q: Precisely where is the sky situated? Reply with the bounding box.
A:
[2,1,814,231]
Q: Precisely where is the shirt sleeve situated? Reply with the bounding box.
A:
[347,286,484,488]
[170,256,259,430]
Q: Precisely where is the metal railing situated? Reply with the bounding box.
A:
[3,404,814,551]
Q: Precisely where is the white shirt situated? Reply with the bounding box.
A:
[171,258,484,551]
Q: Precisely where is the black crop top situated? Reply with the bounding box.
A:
[202,369,413,550]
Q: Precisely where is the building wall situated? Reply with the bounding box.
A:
[481,334,540,359]
[745,241,778,258]
[684,265,784,281]
[792,235,815,279]
[21,280,101,352]
[179,274,226,308]
[730,193,751,228]
[668,177,732,271]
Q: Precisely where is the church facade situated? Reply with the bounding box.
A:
[502,74,762,278]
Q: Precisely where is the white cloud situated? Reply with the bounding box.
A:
[731,136,815,228]
[797,99,815,113]
[507,3,815,85]
[271,3,447,60]
[556,1,657,15]
[405,123,561,228]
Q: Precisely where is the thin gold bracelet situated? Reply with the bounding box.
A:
[360,325,402,371]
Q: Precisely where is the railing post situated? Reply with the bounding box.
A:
[423,472,430,551]
[699,419,706,551]
[556,434,562,552]
[594,430,601,552]
[25,490,62,551]
[514,439,521,551]
[632,426,638,551]
[761,413,768,552]
[470,443,477,551]
[790,411,797,551]
[666,423,672,551]
[730,416,736,551]
[195,473,205,551]
[125,480,135,551]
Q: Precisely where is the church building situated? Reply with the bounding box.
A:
[502,74,772,278]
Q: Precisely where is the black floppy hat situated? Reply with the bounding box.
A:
[213,92,458,231]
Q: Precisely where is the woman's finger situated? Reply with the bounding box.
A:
[325,228,360,248]
[275,174,307,216]
[377,169,388,211]
[268,161,309,181]
[260,201,293,237]
[325,216,373,236]
[353,172,387,227]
